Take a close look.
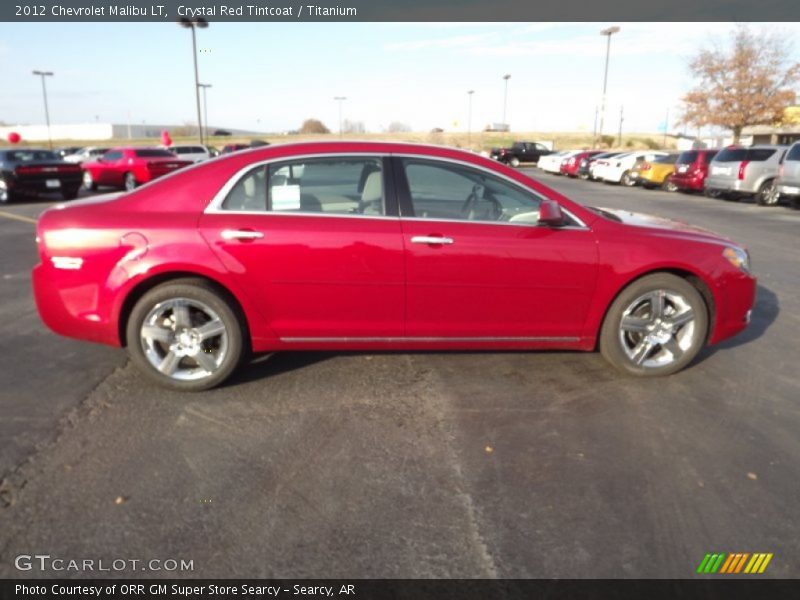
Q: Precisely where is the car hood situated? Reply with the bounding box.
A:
[595,207,735,243]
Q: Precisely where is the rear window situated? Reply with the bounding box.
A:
[715,148,776,162]
[135,149,176,158]
[786,144,800,161]
[654,154,679,164]
[6,150,58,162]
[677,151,698,164]
[174,146,205,154]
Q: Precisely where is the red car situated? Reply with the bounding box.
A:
[82,147,192,192]
[33,142,756,391]
[560,150,604,177]
[668,149,719,193]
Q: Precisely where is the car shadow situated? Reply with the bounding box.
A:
[694,283,779,365]
[227,351,335,386]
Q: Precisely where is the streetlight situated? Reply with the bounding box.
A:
[32,70,54,149]
[198,83,212,142]
[179,17,208,145]
[502,74,511,130]
[334,96,347,138]
[596,25,620,147]
[467,90,475,145]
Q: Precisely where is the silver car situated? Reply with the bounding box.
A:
[777,141,800,209]
[704,145,787,205]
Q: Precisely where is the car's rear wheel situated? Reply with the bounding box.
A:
[756,179,780,206]
[621,171,636,187]
[0,182,13,204]
[124,172,138,192]
[126,279,246,391]
[662,178,678,192]
[509,157,520,168]
[600,273,708,377]
[82,171,97,191]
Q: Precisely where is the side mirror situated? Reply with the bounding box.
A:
[538,199,565,227]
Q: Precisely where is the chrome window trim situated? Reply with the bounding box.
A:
[203,150,590,230]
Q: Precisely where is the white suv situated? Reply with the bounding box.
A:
[163,145,213,163]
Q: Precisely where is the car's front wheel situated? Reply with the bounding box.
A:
[600,273,708,377]
[82,171,97,191]
[124,172,138,192]
[126,278,246,391]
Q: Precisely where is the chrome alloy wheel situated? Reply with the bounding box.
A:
[617,289,696,369]
[139,298,229,381]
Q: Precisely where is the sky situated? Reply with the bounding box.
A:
[1,22,799,134]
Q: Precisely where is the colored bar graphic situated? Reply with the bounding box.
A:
[735,553,749,573]
[696,554,712,574]
[719,554,736,573]
[758,554,773,573]
[711,553,726,573]
[698,552,773,574]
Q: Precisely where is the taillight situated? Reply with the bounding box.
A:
[779,164,785,178]
[567,157,575,166]
[738,161,749,180]
[16,166,44,176]
[640,163,652,171]
[500,149,507,155]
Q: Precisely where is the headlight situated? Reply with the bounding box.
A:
[723,246,751,274]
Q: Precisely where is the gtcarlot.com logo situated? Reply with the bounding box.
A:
[696,552,773,574]
[14,554,194,572]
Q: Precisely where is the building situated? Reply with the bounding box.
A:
[741,124,800,146]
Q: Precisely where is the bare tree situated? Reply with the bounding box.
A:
[387,121,411,133]
[342,119,365,134]
[299,119,330,134]
[680,26,800,142]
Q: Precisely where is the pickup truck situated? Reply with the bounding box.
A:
[489,141,552,167]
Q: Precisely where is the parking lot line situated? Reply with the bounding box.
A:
[0,210,37,225]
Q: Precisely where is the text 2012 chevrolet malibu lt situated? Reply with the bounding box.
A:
[32,142,756,391]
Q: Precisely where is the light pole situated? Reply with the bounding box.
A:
[334,96,347,138]
[179,17,208,145]
[467,90,474,145]
[502,74,511,130]
[198,83,212,142]
[596,26,620,147]
[32,70,54,149]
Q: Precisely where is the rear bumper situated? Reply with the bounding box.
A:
[32,262,120,347]
[704,176,756,195]
[5,175,82,193]
[670,173,705,191]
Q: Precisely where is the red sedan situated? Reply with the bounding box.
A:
[560,150,604,177]
[82,147,192,192]
[33,142,756,391]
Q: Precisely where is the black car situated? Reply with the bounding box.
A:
[0,148,83,203]
[489,141,552,167]
[577,151,624,180]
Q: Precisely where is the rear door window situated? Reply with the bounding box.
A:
[786,144,800,161]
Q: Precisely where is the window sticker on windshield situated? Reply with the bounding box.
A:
[272,184,301,210]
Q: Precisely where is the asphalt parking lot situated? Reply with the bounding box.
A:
[1,173,799,579]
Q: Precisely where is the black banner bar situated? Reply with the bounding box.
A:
[3,580,800,600]
[2,0,800,22]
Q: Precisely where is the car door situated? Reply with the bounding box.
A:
[199,155,405,340]
[97,150,124,186]
[394,157,599,339]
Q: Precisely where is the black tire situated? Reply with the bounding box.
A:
[578,172,590,181]
[755,179,780,206]
[621,171,636,187]
[124,172,137,192]
[509,157,520,168]
[662,178,678,192]
[600,273,709,377]
[126,278,246,391]
[82,171,97,191]
[0,186,13,204]
[61,187,80,200]
[790,196,800,210]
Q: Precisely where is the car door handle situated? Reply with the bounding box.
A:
[221,229,264,241]
[411,235,454,245]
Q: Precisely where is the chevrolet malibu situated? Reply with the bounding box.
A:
[32,142,756,391]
